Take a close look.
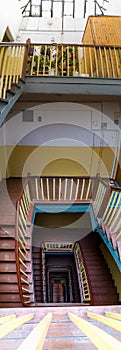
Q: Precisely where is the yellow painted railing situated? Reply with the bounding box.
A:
[74,242,91,302]
[42,241,74,252]
[0,40,30,99]
[15,179,34,306]
[33,176,93,202]
[27,43,121,78]
[1,42,121,102]
[96,179,121,260]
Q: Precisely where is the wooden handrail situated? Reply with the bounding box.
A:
[77,241,93,304]
[15,201,25,306]
[1,41,121,100]
[26,43,121,78]
[0,39,30,99]
[15,179,34,306]
[74,242,91,303]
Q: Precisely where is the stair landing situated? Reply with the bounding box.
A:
[0,305,121,349]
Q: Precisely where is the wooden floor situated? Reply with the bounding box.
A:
[0,305,121,349]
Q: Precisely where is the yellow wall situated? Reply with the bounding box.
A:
[5,145,114,178]
[100,242,121,301]
[0,146,14,179]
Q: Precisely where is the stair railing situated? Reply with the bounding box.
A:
[15,179,35,306]
[30,175,93,202]
[0,39,30,99]
[94,176,121,263]
[74,242,91,303]
[1,42,121,100]
[26,43,121,79]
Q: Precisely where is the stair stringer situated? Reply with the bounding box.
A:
[0,79,25,126]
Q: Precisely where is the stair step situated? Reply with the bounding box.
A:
[0,262,16,272]
[92,287,117,294]
[0,227,15,238]
[34,285,41,292]
[0,273,18,283]
[0,294,21,302]
[32,247,41,253]
[32,252,40,258]
[34,280,41,286]
[0,284,19,293]
[32,258,40,264]
[33,264,41,270]
[0,239,15,249]
[93,295,118,304]
[33,270,41,276]
[0,251,15,261]
[90,280,115,288]
[0,302,22,308]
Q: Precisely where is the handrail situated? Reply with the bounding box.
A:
[26,43,121,78]
[0,39,30,99]
[32,176,93,202]
[15,180,34,306]
[1,41,121,100]
[74,242,91,303]
[42,241,74,252]
[95,177,121,260]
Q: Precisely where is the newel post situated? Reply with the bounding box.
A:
[22,38,31,79]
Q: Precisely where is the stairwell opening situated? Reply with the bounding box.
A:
[32,206,92,304]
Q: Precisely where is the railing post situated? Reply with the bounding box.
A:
[22,38,31,79]
[92,173,100,202]
[97,180,113,219]
[27,172,37,200]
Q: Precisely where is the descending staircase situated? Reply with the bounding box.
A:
[0,227,21,308]
[32,246,43,303]
[79,232,119,305]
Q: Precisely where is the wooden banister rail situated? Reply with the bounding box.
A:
[95,177,121,261]
[0,39,30,99]
[74,242,91,303]
[15,180,34,306]
[1,41,121,100]
[26,43,121,78]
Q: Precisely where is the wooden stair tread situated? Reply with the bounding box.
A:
[0,294,21,302]
[0,284,19,293]
[0,273,18,283]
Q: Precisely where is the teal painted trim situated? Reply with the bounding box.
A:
[33,203,97,230]
[32,203,90,223]
[96,227,121,272]
[89,204,97,231]
[34,203,90,213]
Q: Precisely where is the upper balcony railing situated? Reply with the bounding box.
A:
[0,41,121,100]
[27,43,121,78]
